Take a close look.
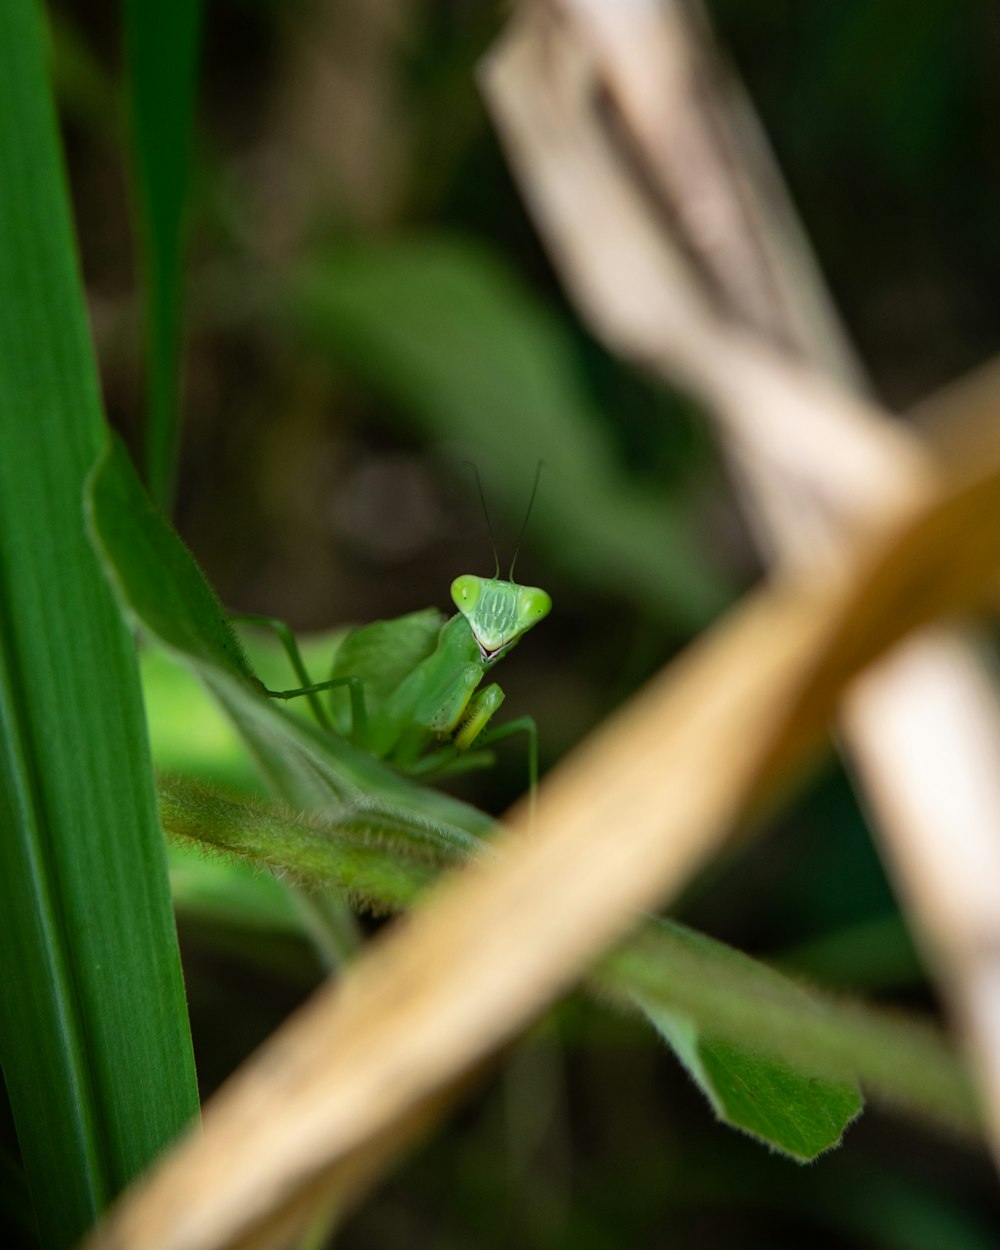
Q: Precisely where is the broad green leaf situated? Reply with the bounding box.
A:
[121,0,201,508]
[160,774,485,914]
[0,5,199,1246]
[605,919,975,1146]
[292,235,732,629]
[635,999,861,1161]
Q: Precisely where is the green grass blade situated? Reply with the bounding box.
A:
[121,0,201,509]
[0,5,199,1246]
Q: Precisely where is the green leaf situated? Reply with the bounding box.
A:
[89,436,256,684]
[292,235,732,629]
[604,919,976,1147]
[121,0,201,508]
[0,4,199,1246]
[635,999,861,1161]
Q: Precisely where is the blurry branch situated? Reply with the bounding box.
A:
[256,0,412,254]
[482,0,1000,1172]
[481,0,930,565]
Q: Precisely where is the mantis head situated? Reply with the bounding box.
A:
[451,575,551,663]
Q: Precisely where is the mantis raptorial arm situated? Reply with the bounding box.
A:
[412,685,540,817]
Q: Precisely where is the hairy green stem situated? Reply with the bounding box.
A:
[158,774,979,1142]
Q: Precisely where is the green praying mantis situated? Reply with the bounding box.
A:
[235,467,552,804]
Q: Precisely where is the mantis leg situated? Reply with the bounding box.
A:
[231,613,369,746]
[455,686,540,811]
[406,746,497,779]
[268,676,370,751]
[474,715,540,822]
[426,681,541,818]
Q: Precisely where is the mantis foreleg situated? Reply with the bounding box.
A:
[438,681,540,819]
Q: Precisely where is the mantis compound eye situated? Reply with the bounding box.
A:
[519,586,552,623]
[450,574,483,612]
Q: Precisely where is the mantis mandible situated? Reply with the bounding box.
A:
[236,466,551,803]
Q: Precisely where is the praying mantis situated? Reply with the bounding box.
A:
[236,467,552,803]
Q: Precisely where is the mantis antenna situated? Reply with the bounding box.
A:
[508,460,544,582]
[464,460,500,578]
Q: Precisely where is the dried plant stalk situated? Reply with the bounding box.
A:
[482,0,1000,1169]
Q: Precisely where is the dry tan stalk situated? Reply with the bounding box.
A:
[482,0,1000,1170]
[554,0,838,367]
[85,427,1000,1250]
[913,355,1000,446]
[479,4,928,565]
[557,0,870,386]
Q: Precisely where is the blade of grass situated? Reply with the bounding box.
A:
[0,4,199,1247]
[121,0,201,509]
